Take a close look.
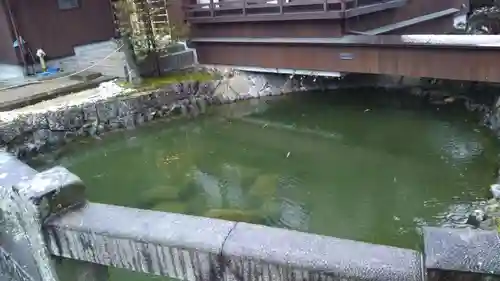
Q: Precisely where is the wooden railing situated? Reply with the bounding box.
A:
[184,0,406,22]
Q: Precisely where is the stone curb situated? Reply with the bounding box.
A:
[222,222,423,281]
[0,76,116,112]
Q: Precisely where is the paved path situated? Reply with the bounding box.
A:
[0,76,114,112]
[0,79,79,105]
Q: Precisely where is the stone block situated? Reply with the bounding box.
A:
[222,222,423,281]
[45,203,236,281]
[0,121,22,144]
[0,152,37,187]
[198,81,216,96]
[95,99,119,123]
[0,154,71,281]
[69,71,102,82]
[13,166,87,220]
[423,227,500,281]
[46,106,84,131]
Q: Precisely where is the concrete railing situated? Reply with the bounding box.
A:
[0,152,499,281]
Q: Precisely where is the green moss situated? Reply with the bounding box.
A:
[248,174,280,199]
[204,209,265,224]
[239,166,260,187]
[140,185,182,203]
[186,194,207,215]
[495,217,500,233]
[121,70,214,91]
[152,202,188,214]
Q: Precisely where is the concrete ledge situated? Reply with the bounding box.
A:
[45,203,236,281]
[424,227,500,277]
[0,246,34,281]
[0,153,39,281]
[222,223,424,281]
[0,152,37,187]
[0,76,116,112]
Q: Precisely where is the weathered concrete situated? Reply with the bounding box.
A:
[424,227,500,281]
[0,76,117,112]
[0,155,107,281]
[222,223,423,281]
[0,153,39,281]
[46,202,235,281]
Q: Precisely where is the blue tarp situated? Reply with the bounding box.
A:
[36,67,60,78]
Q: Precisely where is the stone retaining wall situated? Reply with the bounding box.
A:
[0,80,214,160]
[0,70,319,161]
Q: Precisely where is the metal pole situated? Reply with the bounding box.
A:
[4,0,27,73]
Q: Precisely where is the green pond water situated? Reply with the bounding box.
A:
[40,89,500,280]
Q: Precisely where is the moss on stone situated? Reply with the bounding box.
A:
[204,208,265,224]
[121,70,214,90]
[494,217,500,233]
[152,201,188,214]
[141,185,182,202]
[248,174,280,198]
[239,166,260,187]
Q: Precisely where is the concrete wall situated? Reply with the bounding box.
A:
[45,202,424,281]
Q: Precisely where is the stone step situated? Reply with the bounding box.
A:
[69,71,102,82]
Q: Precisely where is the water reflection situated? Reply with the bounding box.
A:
[193,170,222,208]
[275,197,310,231]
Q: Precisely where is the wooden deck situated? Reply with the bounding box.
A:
[191,35,500,82]
[185,0,407,22]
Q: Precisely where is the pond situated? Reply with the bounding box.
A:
[37,89,500,280]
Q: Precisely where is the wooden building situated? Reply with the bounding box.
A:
[176,0,500,82]
[0,0,119,80]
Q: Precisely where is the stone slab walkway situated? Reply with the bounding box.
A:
[0,76,114,112]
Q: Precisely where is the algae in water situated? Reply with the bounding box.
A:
[248,174,280,198]
[204,208,266,224]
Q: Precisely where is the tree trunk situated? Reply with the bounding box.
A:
[121,34,143,86]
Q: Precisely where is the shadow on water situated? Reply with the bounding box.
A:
[33,88,500,281]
